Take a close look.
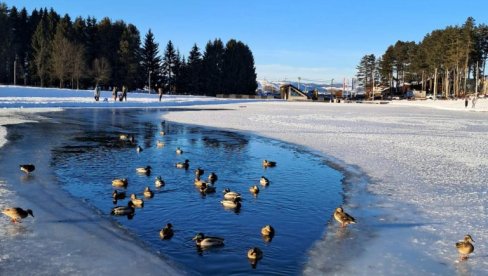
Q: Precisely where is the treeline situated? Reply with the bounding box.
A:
[357,17,488,97]
[0,3,257,95]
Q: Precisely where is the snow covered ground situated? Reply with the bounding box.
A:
[1,85,488,274]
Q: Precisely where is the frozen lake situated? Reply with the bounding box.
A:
[1,108,344,275]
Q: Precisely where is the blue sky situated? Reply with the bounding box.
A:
[4,0,488,84]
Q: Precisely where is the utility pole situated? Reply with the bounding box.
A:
[372,71,375,101]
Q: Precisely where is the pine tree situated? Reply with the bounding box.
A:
[117,24,141,89]
[0,3,12,83]
[162,40,177,92]
[187,43,202,94]
[31,15,53,87]
[221,39,257,95]
[202,39,224,96]
[141,29,161,92]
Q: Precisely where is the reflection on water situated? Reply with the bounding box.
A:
[50,109,343,275]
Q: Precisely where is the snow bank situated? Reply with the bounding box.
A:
[163,101,488,274]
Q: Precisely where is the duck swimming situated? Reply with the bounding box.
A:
[192,233,224,248]
[247,247,263,260]
[456,234,475,261]
[130,193,144,207]
[176,147,183,154]
[220,198,241,209]
[136,145,143,153]
[112,178,128,188]
[261,225,275,237]
[262,160,276,168]
[260,176,269,186]
[111,202,135,216]
[195,167,205,177]
[208,172,218,183]
[136,166,151,175]
[19,164,35,174]
[143,186,154,198]
[160,223,174,239]
[222,188,241,200]
[176,159,189,169]
[200,182,216,194]
[112,190,126,200]
[155,176,165,188]
[333,207,356,228]
[249,185,260,195]
[2,207,34,223]
[194,177,206,188]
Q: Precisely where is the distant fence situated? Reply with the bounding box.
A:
[216,94,275,99]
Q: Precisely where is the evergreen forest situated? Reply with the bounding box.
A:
[356,17,488,97]
[0,3,258,95]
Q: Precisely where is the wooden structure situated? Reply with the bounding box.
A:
[280,84,308,101]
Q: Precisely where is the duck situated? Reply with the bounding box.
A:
[200,182,216,194]
[119,134,129,141]
[160,223,174,239]
[156,140,165,148]
[19,164,35,174]
[247,247,263,260]
[111,202,135,216]
[221,198,241,209]
[176,159,189,169]
[261,225,275,237]
[175,147,183,155]
[155,176,165,188]
[136,166,151,175]
[249,185,260,195]
[262,160,277,168]
[136,145,143,153]
[222,188,241,200]
[112,190,126,200]
[208,172,218,183]
[143,186,154,198]
[112,178,128,188]
[2,207,34,223]
[160,130,166,136]
[192,233,224,248]
[333,207,356,227]
[260,176,269,186]
[130,193,144,207]
[194,177,206,187]
[456,234,475,260]
[195,167,205,177]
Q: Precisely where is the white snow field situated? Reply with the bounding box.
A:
[1,85,488,274]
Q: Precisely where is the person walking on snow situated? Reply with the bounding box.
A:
[472,95,477,108]
[112,86,118,101]
[122,85,127,101]
[465,96,469,108]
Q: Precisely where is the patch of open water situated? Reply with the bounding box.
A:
[9,108,344,275]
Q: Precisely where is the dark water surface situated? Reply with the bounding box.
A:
[19,109,343,275]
